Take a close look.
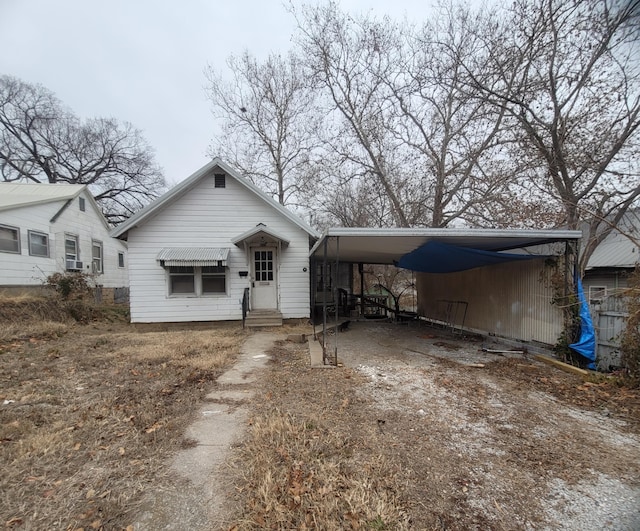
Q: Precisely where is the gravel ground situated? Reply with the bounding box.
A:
[331,320,640,530]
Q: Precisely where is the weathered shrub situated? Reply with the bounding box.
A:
[44,271,93,300]
[620,267,640,386]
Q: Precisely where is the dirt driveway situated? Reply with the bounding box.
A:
[228,319,640,529]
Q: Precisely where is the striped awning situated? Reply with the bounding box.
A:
[157,247,229,267]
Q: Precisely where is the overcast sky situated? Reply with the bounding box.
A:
[0,0,437,187]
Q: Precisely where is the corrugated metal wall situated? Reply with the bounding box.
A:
[417,258,564,345]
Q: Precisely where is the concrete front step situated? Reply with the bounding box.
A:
[245,310,283,327]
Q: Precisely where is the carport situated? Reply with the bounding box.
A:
[309,228,582,365]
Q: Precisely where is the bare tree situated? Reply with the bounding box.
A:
[386,3,515,228]
[294,3,418,227]
[205,51,322,206]
[293,2,522,229]
[466,0,640,271]
[0,75,165,224]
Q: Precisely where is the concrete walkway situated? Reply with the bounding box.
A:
[133,331,281,530]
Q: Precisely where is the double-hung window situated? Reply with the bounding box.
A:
[92,240,103,274]
[0,224,20,253]
[65,234,78,261]
[28,231,49,257]
[65,234,80,270]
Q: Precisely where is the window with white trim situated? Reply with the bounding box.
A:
[65,234,80,270]
[118,252,125,268]
[65,234,78,261]
[28,230,49,257]
[202,265,226,293]
[167,265,227,296]
[0,224,20,253]
[92,240,103,274]
[588,286,607,306]
[169,266,195,294]
[79,197,86,212]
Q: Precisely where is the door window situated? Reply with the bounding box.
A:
[254,250,274,281]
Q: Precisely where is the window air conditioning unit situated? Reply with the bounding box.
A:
[66,260,83,271]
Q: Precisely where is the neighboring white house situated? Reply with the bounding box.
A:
[583,210,639,304]
[582,211,639,369]
[0,183,128,289]
[111,158,319,323]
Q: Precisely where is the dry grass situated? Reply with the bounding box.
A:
[0,303,243,530]
[228,341,410,530]
[233,410,408,530]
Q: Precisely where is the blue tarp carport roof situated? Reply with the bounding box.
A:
[396,240,546,273]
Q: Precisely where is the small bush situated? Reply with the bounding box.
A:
[44,271,93,300]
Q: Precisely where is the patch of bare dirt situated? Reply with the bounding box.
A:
[227,320,640,530]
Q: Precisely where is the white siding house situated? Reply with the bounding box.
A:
[111,159,318,323]
[0,183,128,289]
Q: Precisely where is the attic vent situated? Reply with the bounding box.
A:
[214,173,226,188]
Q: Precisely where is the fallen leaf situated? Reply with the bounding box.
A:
[86,489,96,499]
[5,516,23,527]
[42,489,55,498]
[119,447,125,456]
[145,422,163,434]
[74,442,81,451]
[90,519,102,529]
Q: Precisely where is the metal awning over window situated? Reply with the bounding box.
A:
[157,247,230,267]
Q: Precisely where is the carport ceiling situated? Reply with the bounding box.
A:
[309,228,582,265]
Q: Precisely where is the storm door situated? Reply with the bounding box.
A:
[251,247,277,309]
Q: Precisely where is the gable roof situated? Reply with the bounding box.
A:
[232,224,291,247]
[586,210,640,270]
[0,182,110,231]
[110,158,319,240]
[0,182,86,211]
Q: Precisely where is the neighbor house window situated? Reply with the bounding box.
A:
[65,234,78,261]
[169,266,196,294]
[167,265,227,296]
[589,286,607,306]
[202,265,226,293]
[65,234,81,270]
[214,173,226,188]
[28,230,49,257]
[118,252,125,268]
[79,197,86,211]
[92,240,103,274]
[0,224,20,253]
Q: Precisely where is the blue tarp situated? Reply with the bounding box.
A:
[396,240,544,274]
[569,277,597,370]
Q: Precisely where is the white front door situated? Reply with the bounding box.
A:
[252,247,277,309]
